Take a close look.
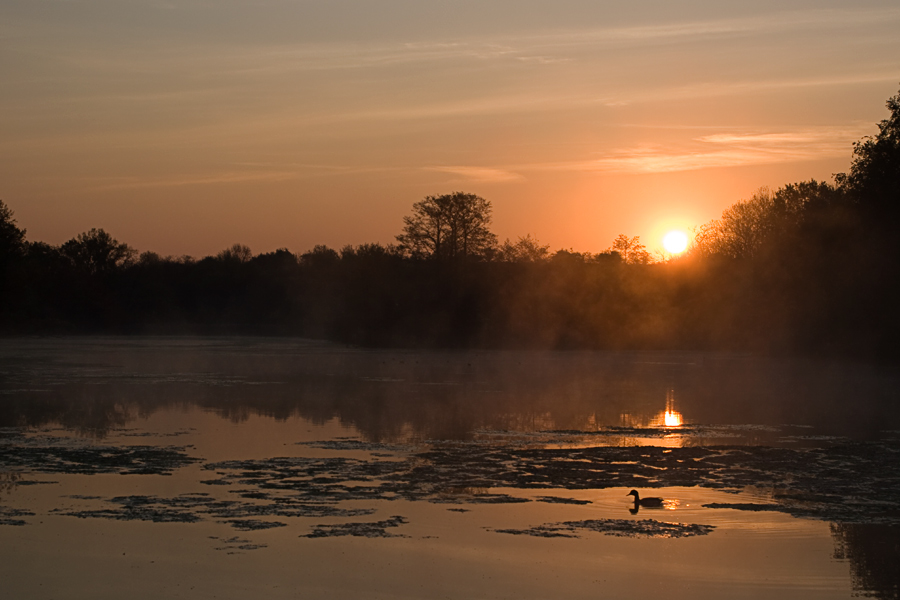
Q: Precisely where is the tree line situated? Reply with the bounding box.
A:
[1,88,898,358]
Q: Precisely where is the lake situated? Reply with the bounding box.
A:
[1,337,899,599]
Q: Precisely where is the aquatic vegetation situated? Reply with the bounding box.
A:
[208,535,268,553]
[702,503,783,512]
[0,505,34,526]
[0,432,199,476]
[493,518,715,539]
[302,516,409,538]
[226,519,288,531]
[536,496,592,505]
[4,429,899,530]
[3,340,900,600]
[55,491,376,526]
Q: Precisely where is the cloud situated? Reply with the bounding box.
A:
[251,6,900,72]
[80,161,408,192]
[87,170,300,191]
[33,6,900,78]
[424,166,524,183]
[532,124,874,174]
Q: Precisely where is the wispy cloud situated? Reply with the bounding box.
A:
[231,7,900,71]
[87,170,301,191]
[538,7,900,45]
[530,124,874,174]
[82,162,406,192]
[424,166,524,183]
[34,6,900,77]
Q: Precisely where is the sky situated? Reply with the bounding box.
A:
[2,0,899,257]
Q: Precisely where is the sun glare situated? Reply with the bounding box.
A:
[662,230,688,254]
[664,409,683,427]
[662,389,683,428]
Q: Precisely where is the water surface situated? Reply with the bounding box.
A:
[1,337,899,599]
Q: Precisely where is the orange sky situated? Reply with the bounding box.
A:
[2,1,899,256]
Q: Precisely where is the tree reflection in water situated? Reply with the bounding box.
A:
[2,342,899,443]
[831,523,900,600]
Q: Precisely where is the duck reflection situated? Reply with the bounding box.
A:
[627,489,665,514]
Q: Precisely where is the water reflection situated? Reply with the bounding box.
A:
[1,338,899,600]
[832,523,900,600]
[1,338,898,444]
[621,388,685,429]
[627,489,668,515]
[613,389,688,448]
[663,389,684,427]
[636,388,684,428]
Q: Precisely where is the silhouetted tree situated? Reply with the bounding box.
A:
[252,248,298,269]
[608,234,650,264]
[0,201,27,323]
[340,243,402,262]
[0,200,25,265]
[217,243,253,264]
[836,86,900,226]
[300,244,340,268]
[60,228,136,275]
[498,234,550,262]
[550,249,587,264]
[774,180,842,217]
[1,89,899,355]
[691,188,780,259]
[138,251,166,265]
[396,192,497,260]
[690,182,847,261]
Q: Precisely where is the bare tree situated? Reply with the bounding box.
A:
[396,192,497,260]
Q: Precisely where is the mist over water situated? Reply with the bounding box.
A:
[2,337,896,441]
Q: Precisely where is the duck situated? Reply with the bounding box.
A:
[627,489,664,508]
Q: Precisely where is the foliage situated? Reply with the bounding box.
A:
[217,243,253,264]
[775,180,843,217]
[608,235,650,265]
[253,248,298,269]
[300,244,340,268]
[691,188,779,259]
[835,87,900,225]
[0,200,26,264]
[2,88,900,357]
[60,229,136,275]
[340,243,402,262]
[498,235,550,262]
[396,192,497,260]
[689,182,842,260]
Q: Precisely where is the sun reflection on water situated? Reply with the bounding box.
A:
[610,388,687,448]
[664,409,683,427]
[651,389,683,428]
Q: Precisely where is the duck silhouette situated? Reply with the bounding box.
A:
[627,490,664,514]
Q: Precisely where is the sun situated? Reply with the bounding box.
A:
[662,230,688,254]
